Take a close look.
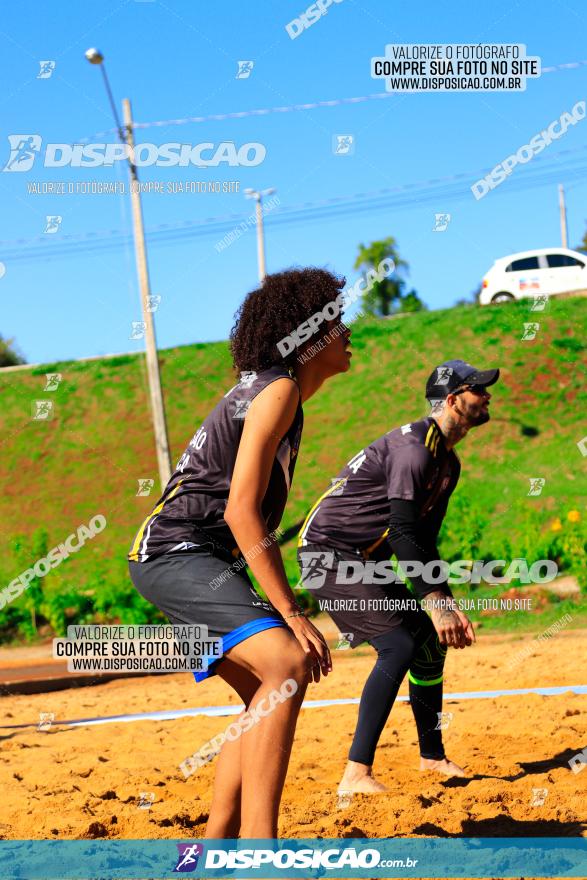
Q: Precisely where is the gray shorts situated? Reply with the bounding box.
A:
[128,552,287,681]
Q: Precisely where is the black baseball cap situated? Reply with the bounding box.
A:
[426,359,500,400]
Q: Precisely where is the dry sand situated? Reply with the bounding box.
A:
[0,618,586,843]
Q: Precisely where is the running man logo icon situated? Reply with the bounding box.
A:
[37,61,56,79]
[298,551,334,589]
[530,787,548,806]
[130,321,146,340]
[236,60,254,79]
[432,213,451,232]
[435,711,453,730]
[333,134,354,155]
[435,366,453,385]
[174,843,204,872]
[233,399,252,419]
[136,479,155,497]
[37,712,54,732]
[44,373,62,391]
[578,436,587,458]
[147,294,161,313]
[44,215,62,234]
[3,134,42,172]
[521,322,540,341]
[530,294,549,312]
[138,792,155,809]
[527,477,545,497]
[239,370,257,388]
[329,477,347,496]
[32,400,54,420]
[336,632,353,650]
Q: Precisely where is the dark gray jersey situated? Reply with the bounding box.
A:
[298,417,460,554]
[129,366,303,562]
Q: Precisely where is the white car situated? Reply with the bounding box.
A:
[479,247,587,305]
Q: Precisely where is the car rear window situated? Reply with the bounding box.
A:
[506,257,540,272]
[546,254,585,268]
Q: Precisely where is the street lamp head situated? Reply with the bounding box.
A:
[85,48,104,65]
[243,188,257,198]
[264,187,276,197]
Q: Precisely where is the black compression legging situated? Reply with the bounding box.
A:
[348,613,447,765]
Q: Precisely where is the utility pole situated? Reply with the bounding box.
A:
[244,187,276,282]
[85,49,172,490]
[559,183,568,248]
[122,98,172,488]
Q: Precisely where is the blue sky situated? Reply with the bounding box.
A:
[1,0,586,363]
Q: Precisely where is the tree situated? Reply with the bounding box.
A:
[354,237,426,316]
[0,335,26,367]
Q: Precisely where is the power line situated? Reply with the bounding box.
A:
[76,58,587,143]
[3,152,586,262]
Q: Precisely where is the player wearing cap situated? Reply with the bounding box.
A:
[297,359,499,793]
[128,268,352,838]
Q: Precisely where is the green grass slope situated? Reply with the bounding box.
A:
[1,296,586,641]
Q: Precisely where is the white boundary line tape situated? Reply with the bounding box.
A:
[2,684,586,730]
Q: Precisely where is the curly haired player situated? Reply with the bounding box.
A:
[129,267,351,837]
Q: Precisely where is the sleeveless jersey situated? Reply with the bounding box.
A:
[129,365,303,562]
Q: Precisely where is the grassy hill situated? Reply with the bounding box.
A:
[1,295,586,642]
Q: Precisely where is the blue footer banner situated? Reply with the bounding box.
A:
[0,838,586,878]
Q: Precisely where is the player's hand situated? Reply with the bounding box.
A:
[287,615,332,682]
[455,609,475,646]
[431,604,471,649]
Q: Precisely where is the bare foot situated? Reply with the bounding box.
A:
[338,760,388,794]
[419,757,466,777]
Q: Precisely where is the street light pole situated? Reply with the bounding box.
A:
[85,49,172,490]
[244,187,275,282]
[122,97,172,488]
